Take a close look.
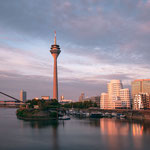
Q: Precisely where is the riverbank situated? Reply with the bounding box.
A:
[69,108,150,121]
[17,116,57,121]
[98,109,150,120]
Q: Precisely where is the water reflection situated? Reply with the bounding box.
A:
[100,118,129,135]
[19,119,60,150]
[132,123,143,136]
[52,123,59,150]
[17,117,150,150]
[21,120,59,129]
[99,118,150,150]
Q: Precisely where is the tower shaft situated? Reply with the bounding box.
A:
[53,56,58,100]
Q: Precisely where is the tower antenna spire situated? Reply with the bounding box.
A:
[54,31,56,45]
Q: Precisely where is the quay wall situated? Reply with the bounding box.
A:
[70,108,150,120]
[92,109,150,120]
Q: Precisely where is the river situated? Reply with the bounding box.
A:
[0,108,150,150]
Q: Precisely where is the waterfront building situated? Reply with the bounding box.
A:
[131,79,150,109]
[50,31,61,100]
[101,80,131,109]
[100,93,109,109]
[41,96,50,100]
[78,93,85,102]
[107,80,123,109]
[20,90,27,102]
[120,89,131,109]
[133,93,150,110]
[59,99,73,104]
[131,79,150,98]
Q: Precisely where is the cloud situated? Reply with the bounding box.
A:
[0,70,106,101]
[0,0,150,100]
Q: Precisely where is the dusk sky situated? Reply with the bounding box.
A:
[0,0,150,101]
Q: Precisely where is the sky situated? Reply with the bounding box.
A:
[0,0,150,101]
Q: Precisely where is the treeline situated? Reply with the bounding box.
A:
[63,101,98,109]
[25,99,98,110]
[26,99,60,110]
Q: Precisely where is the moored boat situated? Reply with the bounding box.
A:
[104,112,112,118]
[120,114,126,118]
[90,112,103,118]
[59,115,70,120]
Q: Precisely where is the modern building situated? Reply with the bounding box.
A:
[50,31,61,100]
[100,93,108,109]
[133,93,150,110]
[20,90,27,102]
[100,80,131,109]
[120,89,131,109]
[78,93,85,102]
[131,79,150,109]
[131,79,150,98]
[107,80,123,109]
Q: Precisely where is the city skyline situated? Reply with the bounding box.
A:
[0,0,150,100]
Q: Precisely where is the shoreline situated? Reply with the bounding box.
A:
[1,106,150,121]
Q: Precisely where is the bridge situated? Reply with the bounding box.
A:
[0,91,22,102]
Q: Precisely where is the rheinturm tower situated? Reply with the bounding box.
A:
[50,31,61,100]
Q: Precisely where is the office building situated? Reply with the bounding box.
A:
[20,90,27,102]
[78,93,85,102]
[131,79,150,98]
[133,93,150,110]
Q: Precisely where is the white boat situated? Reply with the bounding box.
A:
[120,114,126,118]
[111,113,117,117]
[104,112,112,118]
[85,112,90,117]
[59,115,70,120]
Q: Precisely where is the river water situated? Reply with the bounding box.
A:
[0,108,150,150]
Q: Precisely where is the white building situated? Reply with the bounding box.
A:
[120,88,131,109]
[100,93,109,109]
[133,93,150,110]
[133,94,143,110]
[107,80,123,109]
[100,80,131,109]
